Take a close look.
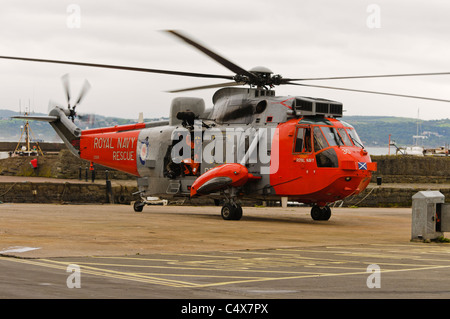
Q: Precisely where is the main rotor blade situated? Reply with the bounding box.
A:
[283,72,450,82]
[287,82,450,103]
[165,30,255,80]
[61,73,71,104]
[167,81,245,93]
[0,55,234,80]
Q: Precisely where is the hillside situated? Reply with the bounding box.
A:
[344,116,449,147]
[0,109,448,147]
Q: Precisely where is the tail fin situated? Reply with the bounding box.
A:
[48,107,81,156]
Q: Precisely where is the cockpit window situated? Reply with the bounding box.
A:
[294,126,312,153]
[320,126,344,147]
[313,126,328,152]
[316,148,339,167]
[346,128,364,148]
[337,128,352,146]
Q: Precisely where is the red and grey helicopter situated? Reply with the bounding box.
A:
[2,30,449,221]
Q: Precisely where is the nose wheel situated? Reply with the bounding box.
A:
[311,205,331,221]
[221,202,243,220]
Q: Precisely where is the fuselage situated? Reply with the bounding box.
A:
[44,87,376,206]
[77,113,376,206]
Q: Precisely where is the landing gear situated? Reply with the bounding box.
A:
[132,197,168,212]
[219,188,243,221]
[310,205,331,221]
[133,200,145,212]
[221,202,243,220]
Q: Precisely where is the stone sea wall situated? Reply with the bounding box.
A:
[371,155,450,184]
[342,185,450,208]
[0,152,449,207]
[0,149,134,180]
[0,181,138,205]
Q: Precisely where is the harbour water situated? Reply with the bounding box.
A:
[366,147,390,156]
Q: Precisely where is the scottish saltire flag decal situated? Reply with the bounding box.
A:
[358,162,367,170]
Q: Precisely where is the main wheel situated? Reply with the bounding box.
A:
[321,206,331,221]
[310,205,331,221]
[310,205,322,221]
[221,203,243,220]
[234,205,243,220]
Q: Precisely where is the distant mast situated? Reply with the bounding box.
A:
[13,100,44,156]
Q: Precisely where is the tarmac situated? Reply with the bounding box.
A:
[1,201,450,302]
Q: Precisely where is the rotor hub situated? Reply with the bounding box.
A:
[232,66,282,88]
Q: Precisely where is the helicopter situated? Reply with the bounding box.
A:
[2,30,449,221]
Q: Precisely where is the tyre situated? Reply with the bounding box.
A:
[321,206,331,221]
[133,201,144,212]
[310,205,331,221]
[233,205,243,220]
[310,205,322,221]
[221,203,242,220]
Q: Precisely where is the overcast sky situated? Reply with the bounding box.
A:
[0,0,449,121]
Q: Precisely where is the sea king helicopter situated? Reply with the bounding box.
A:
[2,30,449,221]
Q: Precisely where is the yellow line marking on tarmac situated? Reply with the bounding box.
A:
[0,257,67,272]
[42,258,326,287]
[129,272,267,279]
[160,249,450,280]
[274,247,450,266]
[44,260,332,276]
[190,264,450,288]
[3,244,450,289]
[4,255,449,289]
[40,259,198,288]
[91,249,450,274]
[91,256,181,262]
[159,253,242,259]
[0,257,196,288]
[87,254,337,275]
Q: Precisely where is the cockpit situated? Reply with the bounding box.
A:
[293,121,364,168]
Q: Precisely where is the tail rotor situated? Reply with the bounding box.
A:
[60,73,91,122]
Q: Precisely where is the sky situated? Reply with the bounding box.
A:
[0,0,449,121]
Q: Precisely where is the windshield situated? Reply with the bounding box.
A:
[346,128,364,148]
[337,128,352,146]
[296,124,364,154]
[320,126,344,147]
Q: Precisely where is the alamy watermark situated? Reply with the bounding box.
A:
[366,264,381,289]
[366,4,381,29]
[66,4,81,29]
[167,121,279,174]
[66,264,81,288]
